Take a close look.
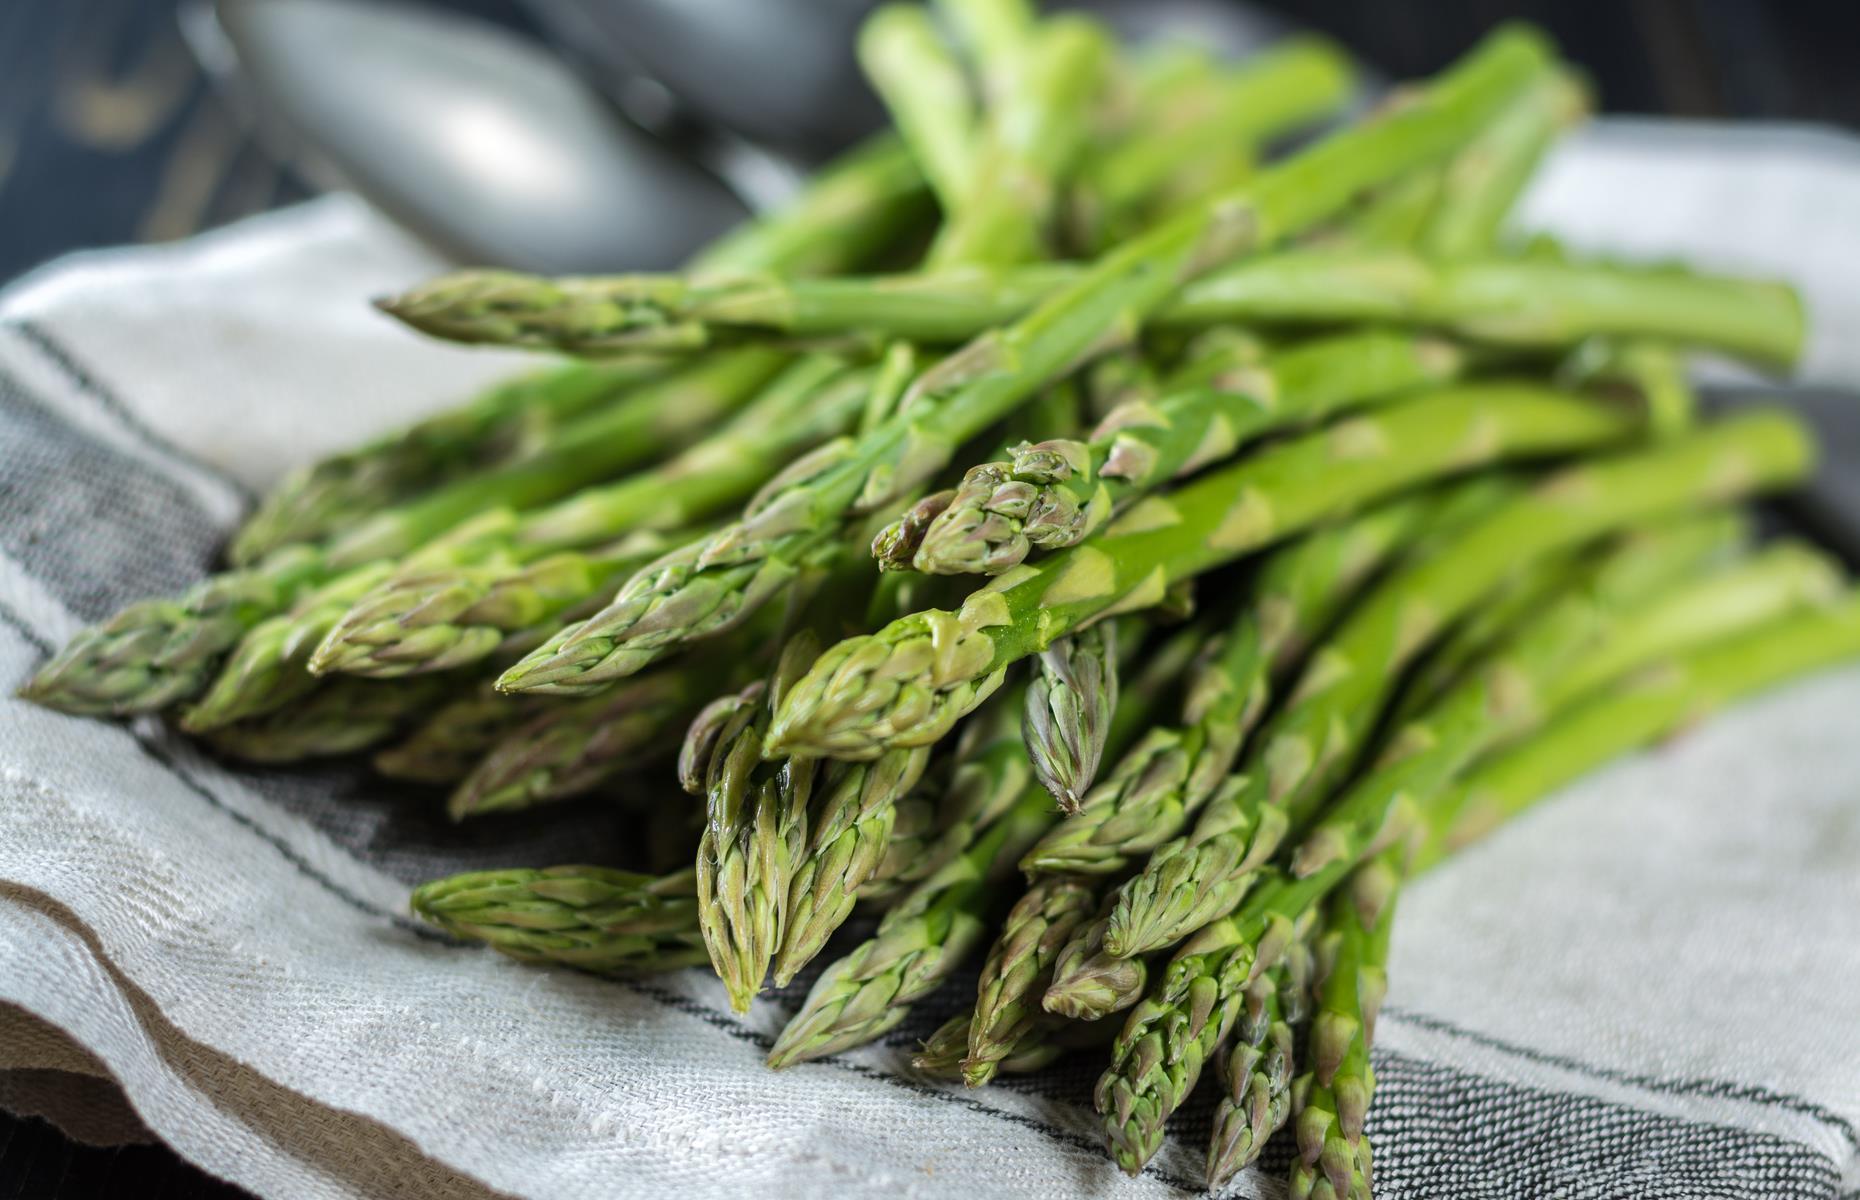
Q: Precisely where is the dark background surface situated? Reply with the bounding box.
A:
[1,1,1856,1196]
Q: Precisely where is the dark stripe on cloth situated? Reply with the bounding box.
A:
[0,363,226,619]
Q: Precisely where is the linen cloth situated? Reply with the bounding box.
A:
[2,119,1858,1199]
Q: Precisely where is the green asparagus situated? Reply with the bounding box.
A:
[411,866,707,974]
[766,382,1643,760]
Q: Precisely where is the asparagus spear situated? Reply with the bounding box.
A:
[447,663,721,821]
[924,15,1110,268]
[1041,899,1150,1021]
[1023,620,1120,810]
[858,5,978,211]
[1107,456,1819,957]
[199,673,458,763]
[1424,589,1860,865]
[21,353,785,718]
[766,383,1648,761]
[178,562,397,730]
[1289,861,1396,1200]
[494,30,1553,694]
[961,874,1097,1085]
[1205,958,1298,1188]
[687,635,825,1012]
[373,683,550,784]
[861,681,1033,901]
[1420,67,1588,257]
[1068,36,1355,252]
[1153,586,1860,1172]
[410,866,707,974]
[229,362,662,566]
[933,0,1036,104]
[907,330,1467,576]
[913,1005,1110,1078]
[1391,510,1743,723]
[766,785,1053,1068]
[308,356,872,680]
[407,248,1805,371]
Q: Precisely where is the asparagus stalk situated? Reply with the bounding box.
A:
[1023,619,1121,810]
[914,1005,1108,1078]
[933,0,1037,105]
[858,5,978,211]
[688,635,825,1012]
[1106,443,1818,957]
[410,866,707,974]
[494,30,1553,694]
[179,562,397,730]
[766,383,1647,761]
[228,362,663,565]
[1289,861,1397,1200]
[1068,36,1355,252]
[377,134,927,354]
[309,356,871,680]
[20,353,785,718]
[1424,589,1860,865]
[961,874,1097,1084]
[1420,67,1588,258]
[907,330,1467,576]
[447,663,720,821]
[862,681,1033,900]
[199,674,458,763]
[766,785,1053,1068]
[1205,959,1298,1188]
[373,683,550,784]
[1392,510,1743,722]
[924,15,1110,268]
[408,249,1805,371]
[1041,899,1150,1021]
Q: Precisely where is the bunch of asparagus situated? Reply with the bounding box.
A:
[23,3,1858,1192]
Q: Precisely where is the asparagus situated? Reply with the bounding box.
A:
[1023,620,1120,810]
[924,16,1110,268]
[1041,900,1150,1021]
[766,382,1645,761]
[495,30,1553,694]
[410,866,707,974]
[1420,67,1587,258]
[309,356,871,680]
[228,361,662,565]
[447,664,717,821]
[688,636,824,1012]
[933,0,1036,106]
[908,330,1467,576]
[21,353,785,718]
[1026,483,1473,1012]
[862,682,1033,900]
[373,683,550,784]
[417,248,1805,371]
[766,784,1053,1068]
[1392,511,1743,722]
[1424,590,1860,865]
[1068,36,1355,251]
[1289,861,1396,1200]
[858,5,977,211]
[913,1006,1108,1078]
[494,25,1124,699]
[1205,960,1297,1188]
[1105,431,1817,957]
[200,674,457,763]
[961,875,1097,1084]
[378,134,927,354]
[179,561,397,730]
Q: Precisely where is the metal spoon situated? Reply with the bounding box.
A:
[190,0,749,271]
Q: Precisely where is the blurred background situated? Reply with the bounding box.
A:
[1,0,1856,1195]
